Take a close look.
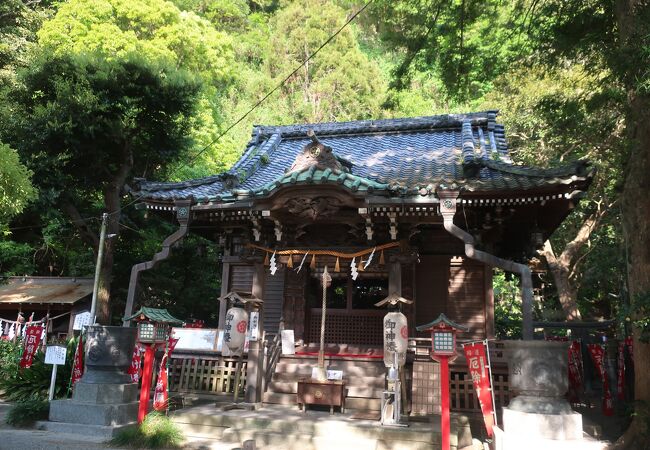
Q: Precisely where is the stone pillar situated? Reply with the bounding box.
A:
[496,340,586,449]
[245,262,265,403]
[46,326,138,438]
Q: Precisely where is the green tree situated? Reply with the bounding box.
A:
[0,142,36,227]
[2,52,200,323]
[37,0,238,177]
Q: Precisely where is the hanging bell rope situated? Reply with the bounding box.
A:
[246,241,400,258]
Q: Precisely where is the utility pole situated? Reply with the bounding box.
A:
[90,213,108,324]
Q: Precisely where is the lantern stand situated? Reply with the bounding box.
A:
[125,307,184,424]
[375,293,413,428]
[416,314,469,450]
[218,291,263,411]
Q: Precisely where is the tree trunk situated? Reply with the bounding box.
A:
[611,2,650,448]
[540,240,581,320]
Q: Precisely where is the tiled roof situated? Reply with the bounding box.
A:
[134,111,592,203]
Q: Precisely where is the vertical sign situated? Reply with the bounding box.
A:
[247,311,259,341]
[462,341,495,437]
[20,326,43,368]
[45,344,67,401]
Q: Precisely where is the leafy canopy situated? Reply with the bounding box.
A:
[0,142,36,226]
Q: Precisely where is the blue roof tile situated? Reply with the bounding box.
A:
[134,111,592,203]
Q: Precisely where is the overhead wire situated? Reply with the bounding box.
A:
[7,0,375,233]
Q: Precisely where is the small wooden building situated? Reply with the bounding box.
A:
[0,276,92,338]
[128,111,592,413]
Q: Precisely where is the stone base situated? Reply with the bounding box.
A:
[73,381,138,404]
[35,420,137,439]
[493,426,609,450]
[502,406,582,440]
[49,398,139,426]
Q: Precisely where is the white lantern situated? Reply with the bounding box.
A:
[383,311,408,367]
[224,307,248,353]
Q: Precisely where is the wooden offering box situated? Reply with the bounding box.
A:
[297,379,346,414]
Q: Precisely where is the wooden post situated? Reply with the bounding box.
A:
[138,344,155,423]
[245,263,265,403]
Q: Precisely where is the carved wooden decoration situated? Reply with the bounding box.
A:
[285,196,344,220]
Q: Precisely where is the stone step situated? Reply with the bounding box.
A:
[263,392,382,411]
[266,380,383,398]
[49,398,139,427]
[180,423,229,439]
[221,428,437,450]
[35,420,136,439]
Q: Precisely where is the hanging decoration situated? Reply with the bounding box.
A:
[334,257,340,272]
[287,254,294,268]
[379,250,386,265]
[128,344,144,383]
[310,254,317,270]
[269,251,278,275]
[350,257,359,280]
[296,252,309,273]
[364,247,376,269]
[357,259,365,272]
[263,252,270,266]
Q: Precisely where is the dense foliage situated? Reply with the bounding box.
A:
[111,412,184,448]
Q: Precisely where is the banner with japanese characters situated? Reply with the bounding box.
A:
[153,337,179,411]
[71,334,84,387]
[462,341,495,437]
[567,340,583,403]
[587,343,614,416]
[617,341,626,400]
[19,325,43,368]
[128,344,144,383]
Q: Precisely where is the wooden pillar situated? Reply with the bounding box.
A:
[218,262,231,330]
[389,261,402,295]
[485,264,495,340]
[245,262,266,403]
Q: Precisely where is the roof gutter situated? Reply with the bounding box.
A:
[122,199,193,326]
[438,191,534,339]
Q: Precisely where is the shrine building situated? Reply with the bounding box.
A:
[126,111,592,416]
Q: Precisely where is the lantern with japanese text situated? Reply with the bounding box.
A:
[375,293,413,368]
[218,291,264,354]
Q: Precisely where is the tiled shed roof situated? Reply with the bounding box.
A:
[134,111,592,203]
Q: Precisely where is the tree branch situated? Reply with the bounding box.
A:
[60,200,99,251]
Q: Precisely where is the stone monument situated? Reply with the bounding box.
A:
[41,325,139,438]
[493,340,607,450]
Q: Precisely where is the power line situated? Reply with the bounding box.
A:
[7,1,374,234]
[174,0,375,173]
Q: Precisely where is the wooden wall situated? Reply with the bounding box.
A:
[227,264,285,335]
[415,255,488,340]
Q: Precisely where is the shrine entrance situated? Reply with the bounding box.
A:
[305,272,388,347]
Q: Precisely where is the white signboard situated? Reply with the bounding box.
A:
[281,330,295,355]
[45,345,67,365]
[311,367,344,381]
[171,328,219,352]
[73,311,93,330]
[247,311,260,341]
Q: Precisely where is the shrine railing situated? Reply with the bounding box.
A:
[263,331,283,391]
[164,352,247,396]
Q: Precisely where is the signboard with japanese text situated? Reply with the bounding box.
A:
[247,311,260,341]
[281,329,295,355]
[171,327,218,352]
[462,341,495,437]
[19,326,43,368]
[45,344,67,365]
[73,311,93,330]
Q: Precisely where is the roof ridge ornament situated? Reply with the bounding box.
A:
[287,130,352,174]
